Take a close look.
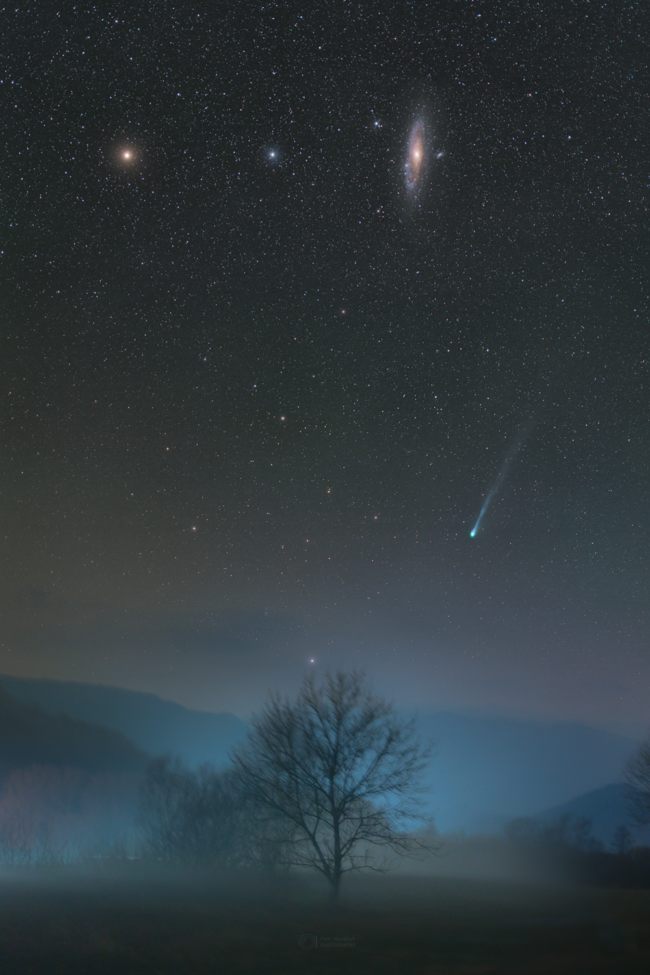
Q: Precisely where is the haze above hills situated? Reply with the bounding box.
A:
[0,675,639,837]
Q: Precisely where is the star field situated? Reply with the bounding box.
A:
[1,1,649,727]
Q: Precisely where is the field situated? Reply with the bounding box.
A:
[0,869,649,974]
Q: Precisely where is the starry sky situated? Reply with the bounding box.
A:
[2,1,648,730]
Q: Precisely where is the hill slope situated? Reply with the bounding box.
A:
[0,676,247,768]
[0,677,639,834]
[0,685,147,777]
[416,712,638,833]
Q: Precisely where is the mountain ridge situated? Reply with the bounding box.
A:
[0,675,247,768]
[0,675,640,834]
[0,683,148,776]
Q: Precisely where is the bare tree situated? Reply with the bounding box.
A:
[612,824,632,855]
[138,755,244,867]
[235,791,297,875]
[0,765,137,867]
[625,737,650,825]
[231,670,434,904]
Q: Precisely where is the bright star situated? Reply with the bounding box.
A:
[264,145,283,166]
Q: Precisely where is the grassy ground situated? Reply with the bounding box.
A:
[0,869,648,973]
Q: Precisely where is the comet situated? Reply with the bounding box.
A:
[470,420,534,538]
[470,487,499,538]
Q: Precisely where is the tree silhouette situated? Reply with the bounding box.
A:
[232,670,434,904]
[138,755,244,867]
[626,737,650,825]
[613,824,632,855]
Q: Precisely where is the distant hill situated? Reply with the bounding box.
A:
[0,685,147,777]
[0,676,640,835]
[415,712,639,833]
[535,782,650,847]
[0,676,248,768]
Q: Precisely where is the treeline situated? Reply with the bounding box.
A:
[0,765,138,866]
[138,757,293,872]
[504,814,650,888]
[0,672,434,903]
[138,672,434,903]
[2,670,650,898]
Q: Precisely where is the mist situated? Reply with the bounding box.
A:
[4,0,649,968]
[0,675,648,971]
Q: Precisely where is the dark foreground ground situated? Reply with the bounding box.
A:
[0,868,649,974]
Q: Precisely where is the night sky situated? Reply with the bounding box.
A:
[2,1,648,731]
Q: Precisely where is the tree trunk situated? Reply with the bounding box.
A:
[328,872,341,907]
[329,815,342,906]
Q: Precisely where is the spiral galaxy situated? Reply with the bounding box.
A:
[405,120,426,193]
